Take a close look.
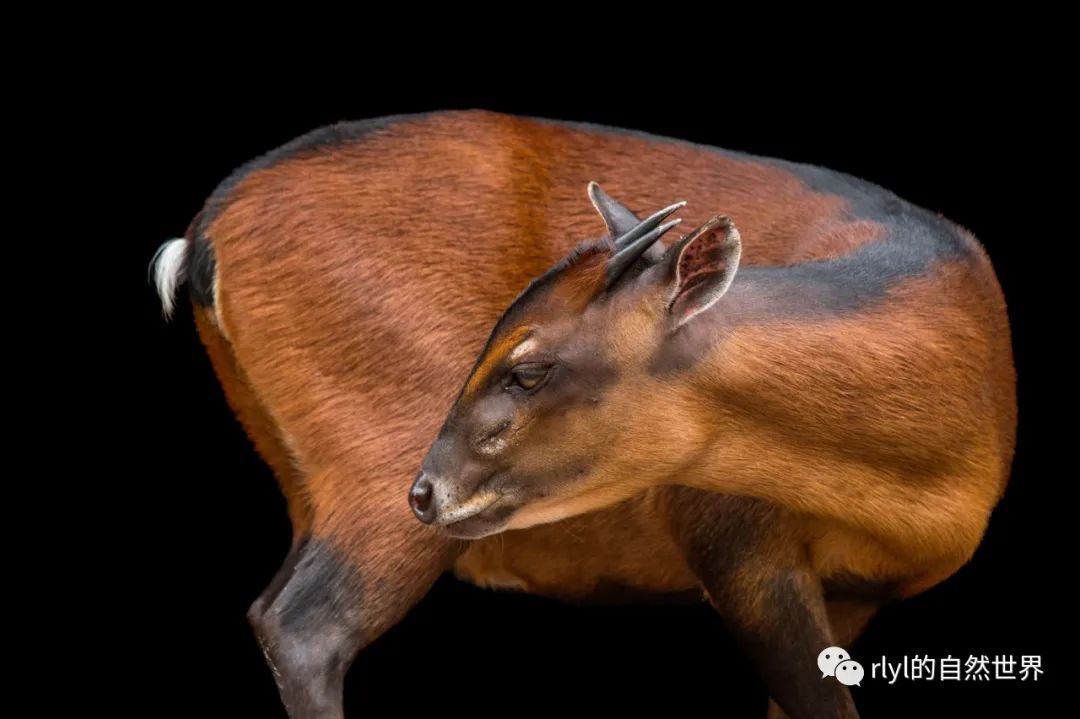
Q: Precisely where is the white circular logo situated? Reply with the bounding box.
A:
[817,646,850,678]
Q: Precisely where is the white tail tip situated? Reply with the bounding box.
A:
[149,238,190,320]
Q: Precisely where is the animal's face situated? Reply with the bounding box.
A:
[410,183,742,538]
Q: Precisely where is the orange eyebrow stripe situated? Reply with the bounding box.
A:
[463,325,533,399]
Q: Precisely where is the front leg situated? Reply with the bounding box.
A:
[664,489,859,719]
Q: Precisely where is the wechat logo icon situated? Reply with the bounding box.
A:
[818,646,865,687]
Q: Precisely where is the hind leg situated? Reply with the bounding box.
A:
[196,309,314,538]
[249,536,364,718]
[195,304,463,715]
[248,483,458,719]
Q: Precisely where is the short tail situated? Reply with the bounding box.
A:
[149,238,191,320]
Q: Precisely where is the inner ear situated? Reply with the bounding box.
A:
[667,215,742,329]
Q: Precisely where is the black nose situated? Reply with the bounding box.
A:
[409,473,436,523]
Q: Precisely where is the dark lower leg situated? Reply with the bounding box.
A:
[664,490,859,719]
[717,567,860,719]
[763,601,878,718]
[827,600,879,648]
[249,538,366,719]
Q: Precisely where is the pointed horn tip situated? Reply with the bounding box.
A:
[658,200,688,213]
[627,218,682,250]
[655,200,688,220]
[654,218,683,240]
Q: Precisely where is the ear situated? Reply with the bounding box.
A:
[665,215,742,329]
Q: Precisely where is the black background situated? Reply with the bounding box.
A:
[112,64,1062,718]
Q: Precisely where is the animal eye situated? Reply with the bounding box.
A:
[509,363,551,392]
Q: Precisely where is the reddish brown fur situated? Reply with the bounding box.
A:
[466,250,1015,596]
[202,111,908,598]
[186,111,1014,717]
[547,243,612,309]
[195,308,312,536]
[683,256,1014,584]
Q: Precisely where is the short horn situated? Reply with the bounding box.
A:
[588,181,642,237]
[606,218,682,284]
[612,201,687,250]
